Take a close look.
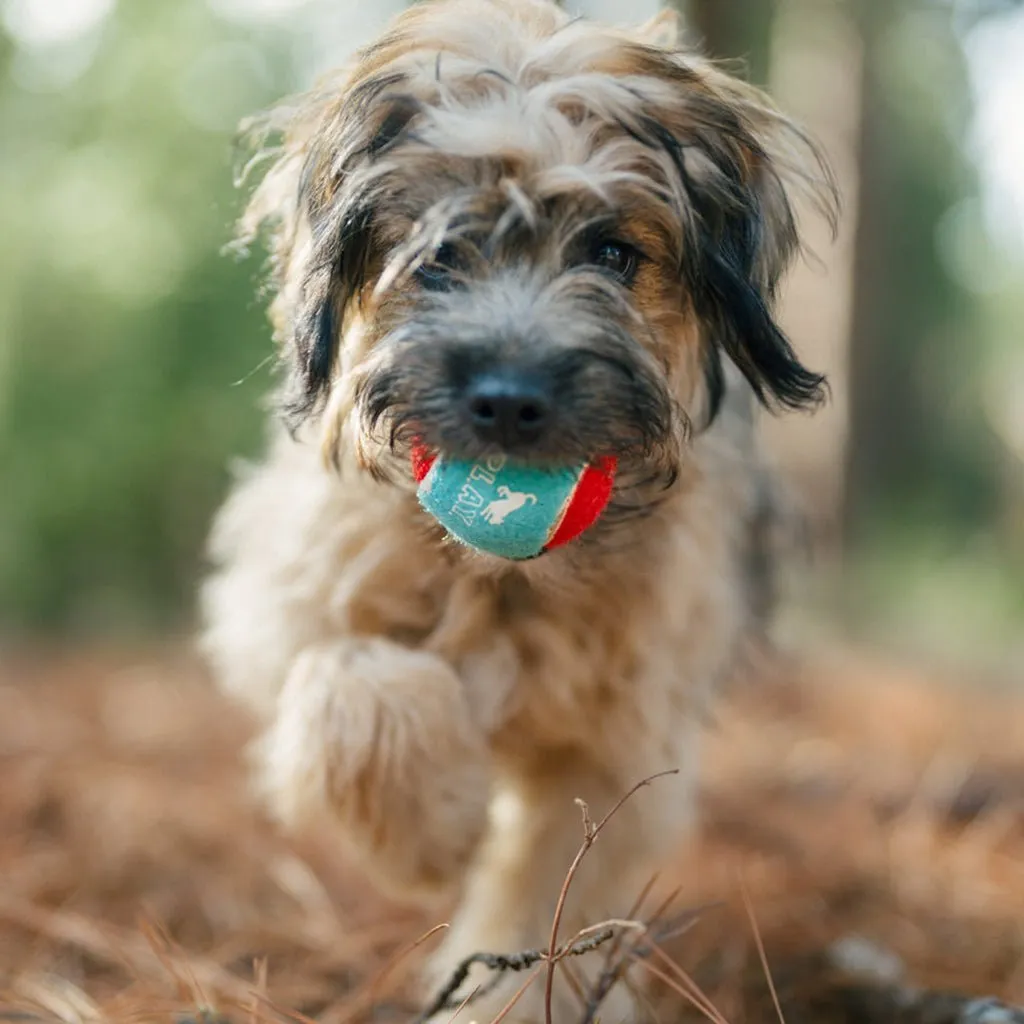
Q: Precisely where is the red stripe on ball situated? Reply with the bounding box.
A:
[410,443,435,483]
[545,455,617,551]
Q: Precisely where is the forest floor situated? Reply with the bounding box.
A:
[1,644,1023,1024]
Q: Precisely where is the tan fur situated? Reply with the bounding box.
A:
[201,2,833,1020]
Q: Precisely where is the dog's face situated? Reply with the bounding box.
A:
[240,0,834,508]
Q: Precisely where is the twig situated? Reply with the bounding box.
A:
[445,984,481,1024]
[0,892,255,1005]
[332,922,448,1024]
[628,951,729,1024]
[247,993,320,1024]
[248,958,269,1024]
[415,929,617,1023]
[417,770,679,1024]
[580,875,675,1024]
[543,770,679,1024]
[488,967,543,1024]
[631,919,737,1024]
[579,904,721,1024]
[577,870,717,1022]
[646,905,713,946]
[562,920,646,947]
[140,915,211,1011]
[739,875,785,1024]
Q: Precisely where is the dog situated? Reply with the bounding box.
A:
[200,1,836,1019]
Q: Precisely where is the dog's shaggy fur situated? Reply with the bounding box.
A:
[200,1,836,1019]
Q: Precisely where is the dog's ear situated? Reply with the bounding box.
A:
[688,79,834,420]
[689,72,837,419]
[628,47,837,420]
[234,70,420,423]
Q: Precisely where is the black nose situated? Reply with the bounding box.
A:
[465,370,553,448]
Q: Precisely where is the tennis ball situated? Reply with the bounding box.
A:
[412,446,616,561]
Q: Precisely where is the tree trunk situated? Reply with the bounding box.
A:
[842,0,890,550]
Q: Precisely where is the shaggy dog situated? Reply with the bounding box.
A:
[200,1,835,1019]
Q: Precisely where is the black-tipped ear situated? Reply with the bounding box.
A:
[286,289,340,423]
[285,88,417,420]
[288,195,376,419]
[307,298,337,392]
[696,198,827,414]
[630,59,834,419]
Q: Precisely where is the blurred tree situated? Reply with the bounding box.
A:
[842,0,1000,553]
[682,0,1003,566]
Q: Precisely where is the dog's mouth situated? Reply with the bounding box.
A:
[409,441,616,482]
[354,340,683,517]
[356,324,679,468]
[368,399,637,476]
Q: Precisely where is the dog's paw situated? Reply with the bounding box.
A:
[253,638,491,899]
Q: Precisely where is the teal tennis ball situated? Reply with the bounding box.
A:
[411,446,616,561]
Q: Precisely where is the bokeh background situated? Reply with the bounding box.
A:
[0,0,1021,680]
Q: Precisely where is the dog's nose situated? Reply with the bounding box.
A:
[465,370,553,447]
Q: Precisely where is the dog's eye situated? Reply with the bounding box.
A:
[416,243,459,292]
[591,241,639,285]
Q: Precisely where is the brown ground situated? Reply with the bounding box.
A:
[1,645,1022,1024]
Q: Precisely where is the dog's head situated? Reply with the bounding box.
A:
[238,0,836,510]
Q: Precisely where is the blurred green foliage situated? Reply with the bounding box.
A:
[0,2,293,634]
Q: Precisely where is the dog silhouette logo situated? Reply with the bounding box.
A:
[480,485,538,526]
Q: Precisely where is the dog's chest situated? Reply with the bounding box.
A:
[434,570,651,751]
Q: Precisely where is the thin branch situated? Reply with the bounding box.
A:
[139,915,210,1010]
[248,958,268,1024]
[415,929,617,1023]
[339,922,449,1024]
[649,944,728,1024]
[417,770,679,1024]
[579,903,717,1024]
[489,967,543,1024]
[445,984,481,1024]
[0,894,256,1006]
[580,875,665,1024]
[739,875,785,1024]
[628,951,730,1024]
[543,770,680,1024]
[562,921,646,947]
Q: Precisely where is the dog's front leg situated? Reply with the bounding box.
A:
[253,637,491,901]
[423,750,699,1024]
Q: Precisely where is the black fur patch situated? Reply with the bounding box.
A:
[285,78,418,421]
[308,300,336,389]
[367,94,422,157]
[628,104,827,419]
